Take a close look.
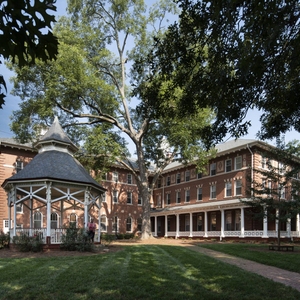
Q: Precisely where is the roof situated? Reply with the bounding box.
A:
[0,138,35,152]
[35,116,78,153]
[2,150,105,191]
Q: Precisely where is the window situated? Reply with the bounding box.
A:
[112,171,118,182]
[34,211,42,228]
[235,211,241,230]
[235,180,242,195]
[167,176,171,186]
[235,156,242,170]
[126,217,132,232]
[279,186,286,199]
[261,155,267,169]
[197,214,203,231]
[113,190,118,203]
[210,163,216,176]
[137,218,142,232]
[127,192,132,204]
[100,215,107,232]
[225,159,232,172]
[127,174,132,184]
[185,190,190,202]
[176,191,181,204]
[157,179,161,188]
[185,171,190,182]
[16,203,23,213]
[157,195,161,207]
[166,193,171,205]
[113,216,118,233]
[278,162,285,174]
[51,212,58,229]
[16,161,23,173]
[197,187,202,201]
[176,173,181,184]
[225,182,232,197]
[225,211,232,230]
[211,212,217,231]
[185,215,190,231]
[197,172,202,179]
[138,194,142,205]
[69,213,77,227]
[210,184,216,199]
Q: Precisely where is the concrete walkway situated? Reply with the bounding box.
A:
[183,244,300,292]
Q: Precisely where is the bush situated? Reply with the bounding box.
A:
[60,223,94,252]
[101,233,115,246]
[13,233,43,252]
[0,231,10,249]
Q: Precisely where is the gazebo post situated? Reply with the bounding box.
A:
[46,183,52,244]
[84,188,89,229]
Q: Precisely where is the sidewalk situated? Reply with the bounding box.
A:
[183,244,300,292]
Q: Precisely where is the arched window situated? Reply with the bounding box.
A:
[70,213,77,227]
[100,215,107,232]
[51,212,58,229]
[33,211,42,229]
[126,217,132,232]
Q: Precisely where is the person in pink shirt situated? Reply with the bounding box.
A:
[87,219,96,242]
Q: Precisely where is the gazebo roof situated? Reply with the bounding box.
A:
[2,118,106,193]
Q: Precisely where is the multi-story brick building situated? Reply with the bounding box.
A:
[151,139,300,240]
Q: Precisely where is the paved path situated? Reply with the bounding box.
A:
[183,244,300,293]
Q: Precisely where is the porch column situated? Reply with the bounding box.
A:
[286,218,291,238]
[154,216,157,237]
[204,211,208,238]
[164,215,168,237]
[84,188,89,227]
[275,209,279,233]
[13,200,17,237]
[176,214,179,239]
[262,206,268,238]
[8,195,11,235]
[60,200,64,228]
[296,214,300,237]
[189,212,193,237]
[220,209,225,239]
[240,207,245,238]
[46,183,52,240]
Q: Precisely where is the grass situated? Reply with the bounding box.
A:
[199,242,300,273]
[0,245,299,300]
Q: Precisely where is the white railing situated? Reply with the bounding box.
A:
[224,231,241,237]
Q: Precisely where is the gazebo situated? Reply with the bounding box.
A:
[1,117,106,245]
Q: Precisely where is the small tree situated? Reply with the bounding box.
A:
[243,140,300,246]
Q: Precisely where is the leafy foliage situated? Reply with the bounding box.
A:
[12,233,43,252]
[0,0,59,108]
[0,230,9,249]
[60,223,94,252]
[151,0,300,146]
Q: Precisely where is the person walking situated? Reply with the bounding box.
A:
[87,219,96,242]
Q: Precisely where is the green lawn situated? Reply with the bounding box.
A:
[0,245,299,299]
[199,242,300,273]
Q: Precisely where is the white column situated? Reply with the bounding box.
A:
[84,188,89,227]
[13,201,16,237]
[46,183,52,238]
[60,200,64,228]
[176,214,180,239]
[8,192,11,236]
[154,216,157,237]
[240,207,245,238]
[296,214,300,237]
[189,213,193,237]
[220,209,225,239]
[262,206,268,238]
[164,215,168,237]
[275,209,279,233]
[287,218,291,238]
[204,211,208,237]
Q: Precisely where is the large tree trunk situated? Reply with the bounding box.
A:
[141,185,153,239]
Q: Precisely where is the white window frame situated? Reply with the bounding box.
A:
[50,212,59,229]
[185,190,190,202]
[127,192,132,204]
[112,171,118,182]
[210,185,216,199]
[126,217,132,232]
[235,180,242,195]
[100,215,107,232]
[197,187,202,201]
[225,182,232,197]
[16,203,23,213]
[127,174,132,184]
[235,156,242,170]
[176,173,181,184]
[167,176,171,186]
[34,211,43,229]
[225,159,232,172]
[113,190,118,203]
[166,193,171,205]
[16,161,23,173]
[138,194,142,206]
[185,170,190,182]
[176,191,181,204]
[210,163,216,176]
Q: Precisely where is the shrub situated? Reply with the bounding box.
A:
[0,231,10,249]
[13,233,43,252]
[60,223,94,252]
[101,233,115,246]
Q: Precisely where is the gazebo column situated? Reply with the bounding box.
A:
[46,183,52,244]
[84,188,89,227]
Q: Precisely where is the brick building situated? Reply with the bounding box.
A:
[151,139,300,240]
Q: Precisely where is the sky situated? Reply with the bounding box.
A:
[0,1,300,152]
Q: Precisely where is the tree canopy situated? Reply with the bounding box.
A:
[0,0,58,108]
[9,0,215,239]
[149,0,300,146]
